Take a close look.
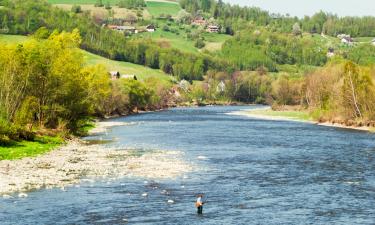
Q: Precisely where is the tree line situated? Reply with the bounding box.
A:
[179,0,375,37]
[0,30,172,144]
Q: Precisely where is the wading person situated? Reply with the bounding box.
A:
[195,194,204,214]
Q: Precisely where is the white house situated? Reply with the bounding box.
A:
[372,39,375,46]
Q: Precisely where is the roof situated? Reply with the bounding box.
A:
[146,24,155,29]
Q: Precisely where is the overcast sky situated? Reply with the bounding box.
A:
[224,0,375,17]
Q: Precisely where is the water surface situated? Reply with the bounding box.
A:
[1,106,375,224]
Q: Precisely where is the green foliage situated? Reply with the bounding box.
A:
[194,38,205,49]
[120,79,153,111]
[71,4,82,13]
[117,0,145,9]
[33,27,50,39]
[94,0,103,7]
[104,1,111,9]
[220,29,327,72]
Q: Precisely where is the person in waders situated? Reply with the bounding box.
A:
[195,194,204,214]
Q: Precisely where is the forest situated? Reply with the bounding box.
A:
[0,0,375,145]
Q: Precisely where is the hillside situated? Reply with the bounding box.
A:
[0,34,173,82]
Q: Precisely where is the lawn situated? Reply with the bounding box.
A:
[0,34,29,44]
[136,29,198,53]
[82,50,173,82]
[135,28,232,53]
[47,0,121,4]
[0,136,63,160]
[353,37,375,43]
[146,1,181,17]
[245,109,312,121]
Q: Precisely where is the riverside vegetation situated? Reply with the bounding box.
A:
[1,0,375,158]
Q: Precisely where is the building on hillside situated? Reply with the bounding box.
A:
[340,36,353,46]
[146,24,156,32]
[338,34,354,45]
[110,71,120,80]
[207,25,219,33]
[192,16,206,26]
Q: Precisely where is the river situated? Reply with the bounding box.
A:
[1,106,375,224]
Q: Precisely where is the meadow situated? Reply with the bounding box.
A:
[145,1,181,17]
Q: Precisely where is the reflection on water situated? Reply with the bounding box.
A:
[1,106,375,224]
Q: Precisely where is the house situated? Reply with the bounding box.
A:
[372,39,375,46]
[341,37,353,45]
[338,34,353,45]
[192,16,206,26]
[207,25,219,33]
[110,71,120,80]
[146,24,156,32]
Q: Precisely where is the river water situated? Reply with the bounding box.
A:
[1,106,375,224]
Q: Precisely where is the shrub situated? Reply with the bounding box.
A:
[71,5,82,13]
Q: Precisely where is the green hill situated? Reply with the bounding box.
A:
[0,34,173,82]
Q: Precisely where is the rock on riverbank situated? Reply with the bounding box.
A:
[0,140,193,195]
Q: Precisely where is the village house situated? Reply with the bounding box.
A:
[338,34,353,45]
[207,25,219,33]
[192,16,206,26]
[146,24,156,32]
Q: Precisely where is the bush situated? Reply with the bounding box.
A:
[94,0,104,7]
[162,25,170,32]
[71,5,82,13]
[194,39,205,49]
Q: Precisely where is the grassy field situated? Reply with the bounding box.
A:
[82,50,173,81]
[353,37,375,43]
[145,1,181,17]
[47,0,178,4]
[137,29,199,53]
[47,0,122,4]
[54,4,141,19]
[0,34,29,44]
[0,136,63,160]
[135,28,232,53]
[0,34,172,82]
[245,109,312,121]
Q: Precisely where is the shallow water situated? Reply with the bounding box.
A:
[1,106,375,224]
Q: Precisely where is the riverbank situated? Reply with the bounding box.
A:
[232,107,375,132]
[0,121,193,195]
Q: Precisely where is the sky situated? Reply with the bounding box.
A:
[224,0,375,17]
